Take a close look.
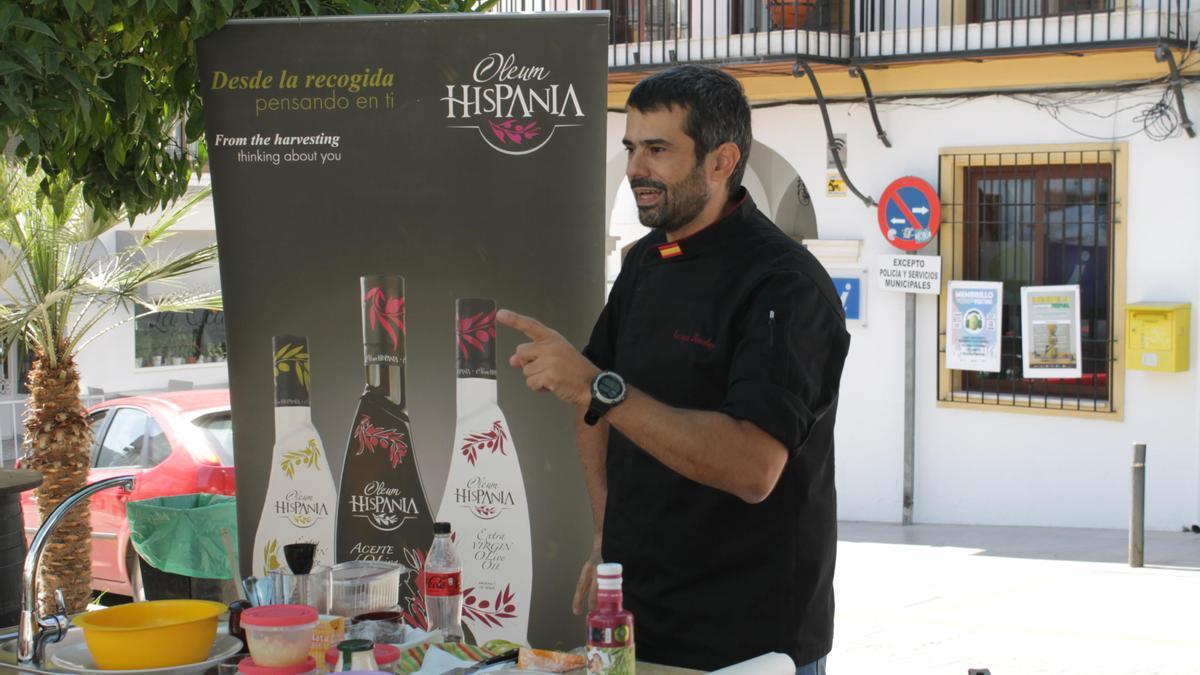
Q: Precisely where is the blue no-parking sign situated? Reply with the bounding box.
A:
[878,176,940,252]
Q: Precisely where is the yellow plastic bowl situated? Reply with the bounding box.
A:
[71,599,226,670]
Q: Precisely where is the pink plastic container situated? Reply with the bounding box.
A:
[241,605,320,667]
[237,655,318,674]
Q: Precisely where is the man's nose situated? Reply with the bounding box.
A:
[626,151,648,180]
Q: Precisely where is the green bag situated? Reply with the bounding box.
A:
[126,494,239,580]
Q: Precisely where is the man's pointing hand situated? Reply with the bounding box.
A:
[497,309,599,407]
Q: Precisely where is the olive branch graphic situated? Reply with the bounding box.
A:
[273,343,311,392]
[280,439,322,479]
[462,583,518,628]
[461,420,507,466]
[263,539,281,575]
[353,414,409,469]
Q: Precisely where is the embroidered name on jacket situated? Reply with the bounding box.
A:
[672,329,716,351]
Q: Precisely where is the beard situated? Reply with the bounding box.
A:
[632,162,710,232]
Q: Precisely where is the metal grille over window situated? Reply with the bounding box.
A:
[937,148,1121,413]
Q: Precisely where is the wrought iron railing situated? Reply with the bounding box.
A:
[856,0,1194,60]
[497,0,1194,67]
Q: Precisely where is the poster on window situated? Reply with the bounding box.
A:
[1021,285,1082,379]
[946,281,1003,373]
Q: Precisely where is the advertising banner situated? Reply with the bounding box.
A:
[946,281,1003,373]
[197,13,608,647]
[1021,285,1083,379]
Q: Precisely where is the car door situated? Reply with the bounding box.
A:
[89,407,152,584]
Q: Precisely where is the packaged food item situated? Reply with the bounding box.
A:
[242,605,320,667]
[518,647,587,672]
[310,615,346,668]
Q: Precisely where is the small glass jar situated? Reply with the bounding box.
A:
[332,639,378,671]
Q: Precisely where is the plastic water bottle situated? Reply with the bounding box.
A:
[586,563,635,674]
[424,521,464,642]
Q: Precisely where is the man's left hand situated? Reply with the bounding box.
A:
[497,309,599,407]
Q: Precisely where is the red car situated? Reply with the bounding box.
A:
[20,389,235,598]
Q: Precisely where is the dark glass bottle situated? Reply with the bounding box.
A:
[336,275,435,628]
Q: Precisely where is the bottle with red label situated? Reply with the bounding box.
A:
[424,521,464,642]
[586,563,635,675]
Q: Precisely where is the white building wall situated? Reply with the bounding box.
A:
[605,86,1200,530]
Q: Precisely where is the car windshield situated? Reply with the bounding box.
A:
[192,411,235,466]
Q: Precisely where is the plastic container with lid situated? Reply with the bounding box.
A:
[325,643,400,670]
[241,605,320,668]
[329,561,406,617]
[237,655,318,674]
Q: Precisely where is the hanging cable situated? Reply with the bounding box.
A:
[793,59,877,208]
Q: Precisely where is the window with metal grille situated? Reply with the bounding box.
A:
[937,146,1125,415]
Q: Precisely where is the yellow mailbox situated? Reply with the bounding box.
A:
[1126,303,1190,372]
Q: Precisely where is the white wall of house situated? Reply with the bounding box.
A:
[604,85,1200,531]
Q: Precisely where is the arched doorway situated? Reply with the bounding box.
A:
[602,138,816,288]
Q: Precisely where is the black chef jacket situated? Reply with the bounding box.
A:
[583,190,850,671]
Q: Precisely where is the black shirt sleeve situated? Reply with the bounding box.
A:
[721,270,850,458]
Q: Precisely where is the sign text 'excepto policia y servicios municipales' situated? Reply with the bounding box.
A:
[876,254,942,295]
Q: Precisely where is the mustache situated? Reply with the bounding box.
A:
[630,179,667,192]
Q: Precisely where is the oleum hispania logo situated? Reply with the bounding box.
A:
[442,53,585,156]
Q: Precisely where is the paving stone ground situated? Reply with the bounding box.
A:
[830,522,1200,675]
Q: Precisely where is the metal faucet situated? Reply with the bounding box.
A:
[18,475,135,665]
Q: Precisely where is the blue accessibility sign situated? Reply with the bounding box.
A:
[878,176,940,252]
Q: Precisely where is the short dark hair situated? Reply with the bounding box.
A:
[626,65,752,192]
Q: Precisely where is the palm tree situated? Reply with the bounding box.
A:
[0,161,221,613]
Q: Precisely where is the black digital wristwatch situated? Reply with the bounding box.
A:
[584,370,627,426]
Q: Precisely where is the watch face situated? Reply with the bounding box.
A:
[595,373,623,402]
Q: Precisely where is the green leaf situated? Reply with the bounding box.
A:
[0,4,21,35]
[123,66,141,119]
[243,0,262,10]
[305,0,320,15]
[14,17,58,41]
[0,59,23,77]
[165,0,179,12]
[220,0,234,14]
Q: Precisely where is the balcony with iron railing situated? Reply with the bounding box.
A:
[499,0,1195,67]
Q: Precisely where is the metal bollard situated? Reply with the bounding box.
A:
[1130,443,1146,568]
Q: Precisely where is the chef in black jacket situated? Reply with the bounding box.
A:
[497,64,849,674]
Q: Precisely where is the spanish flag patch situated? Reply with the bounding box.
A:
[657,242,683,259]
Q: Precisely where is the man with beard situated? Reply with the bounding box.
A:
[496,65,849,674]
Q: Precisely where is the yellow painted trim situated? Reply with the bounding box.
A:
[935,141,1127,421]
[607,47,1199,108]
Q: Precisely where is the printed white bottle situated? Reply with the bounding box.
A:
[253,335,338,576]
[436,298,532,645]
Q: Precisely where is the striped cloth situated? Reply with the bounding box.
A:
[391,641,496,674]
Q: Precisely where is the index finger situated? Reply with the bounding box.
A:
[496,308,553,341]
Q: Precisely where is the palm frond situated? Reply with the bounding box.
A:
[0,161,221,364]
[137,186,212,249]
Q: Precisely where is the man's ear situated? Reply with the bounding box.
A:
[710,141,741,184]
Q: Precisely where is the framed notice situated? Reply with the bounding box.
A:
[1021,285,1082,379]
[946,281,1002,372]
